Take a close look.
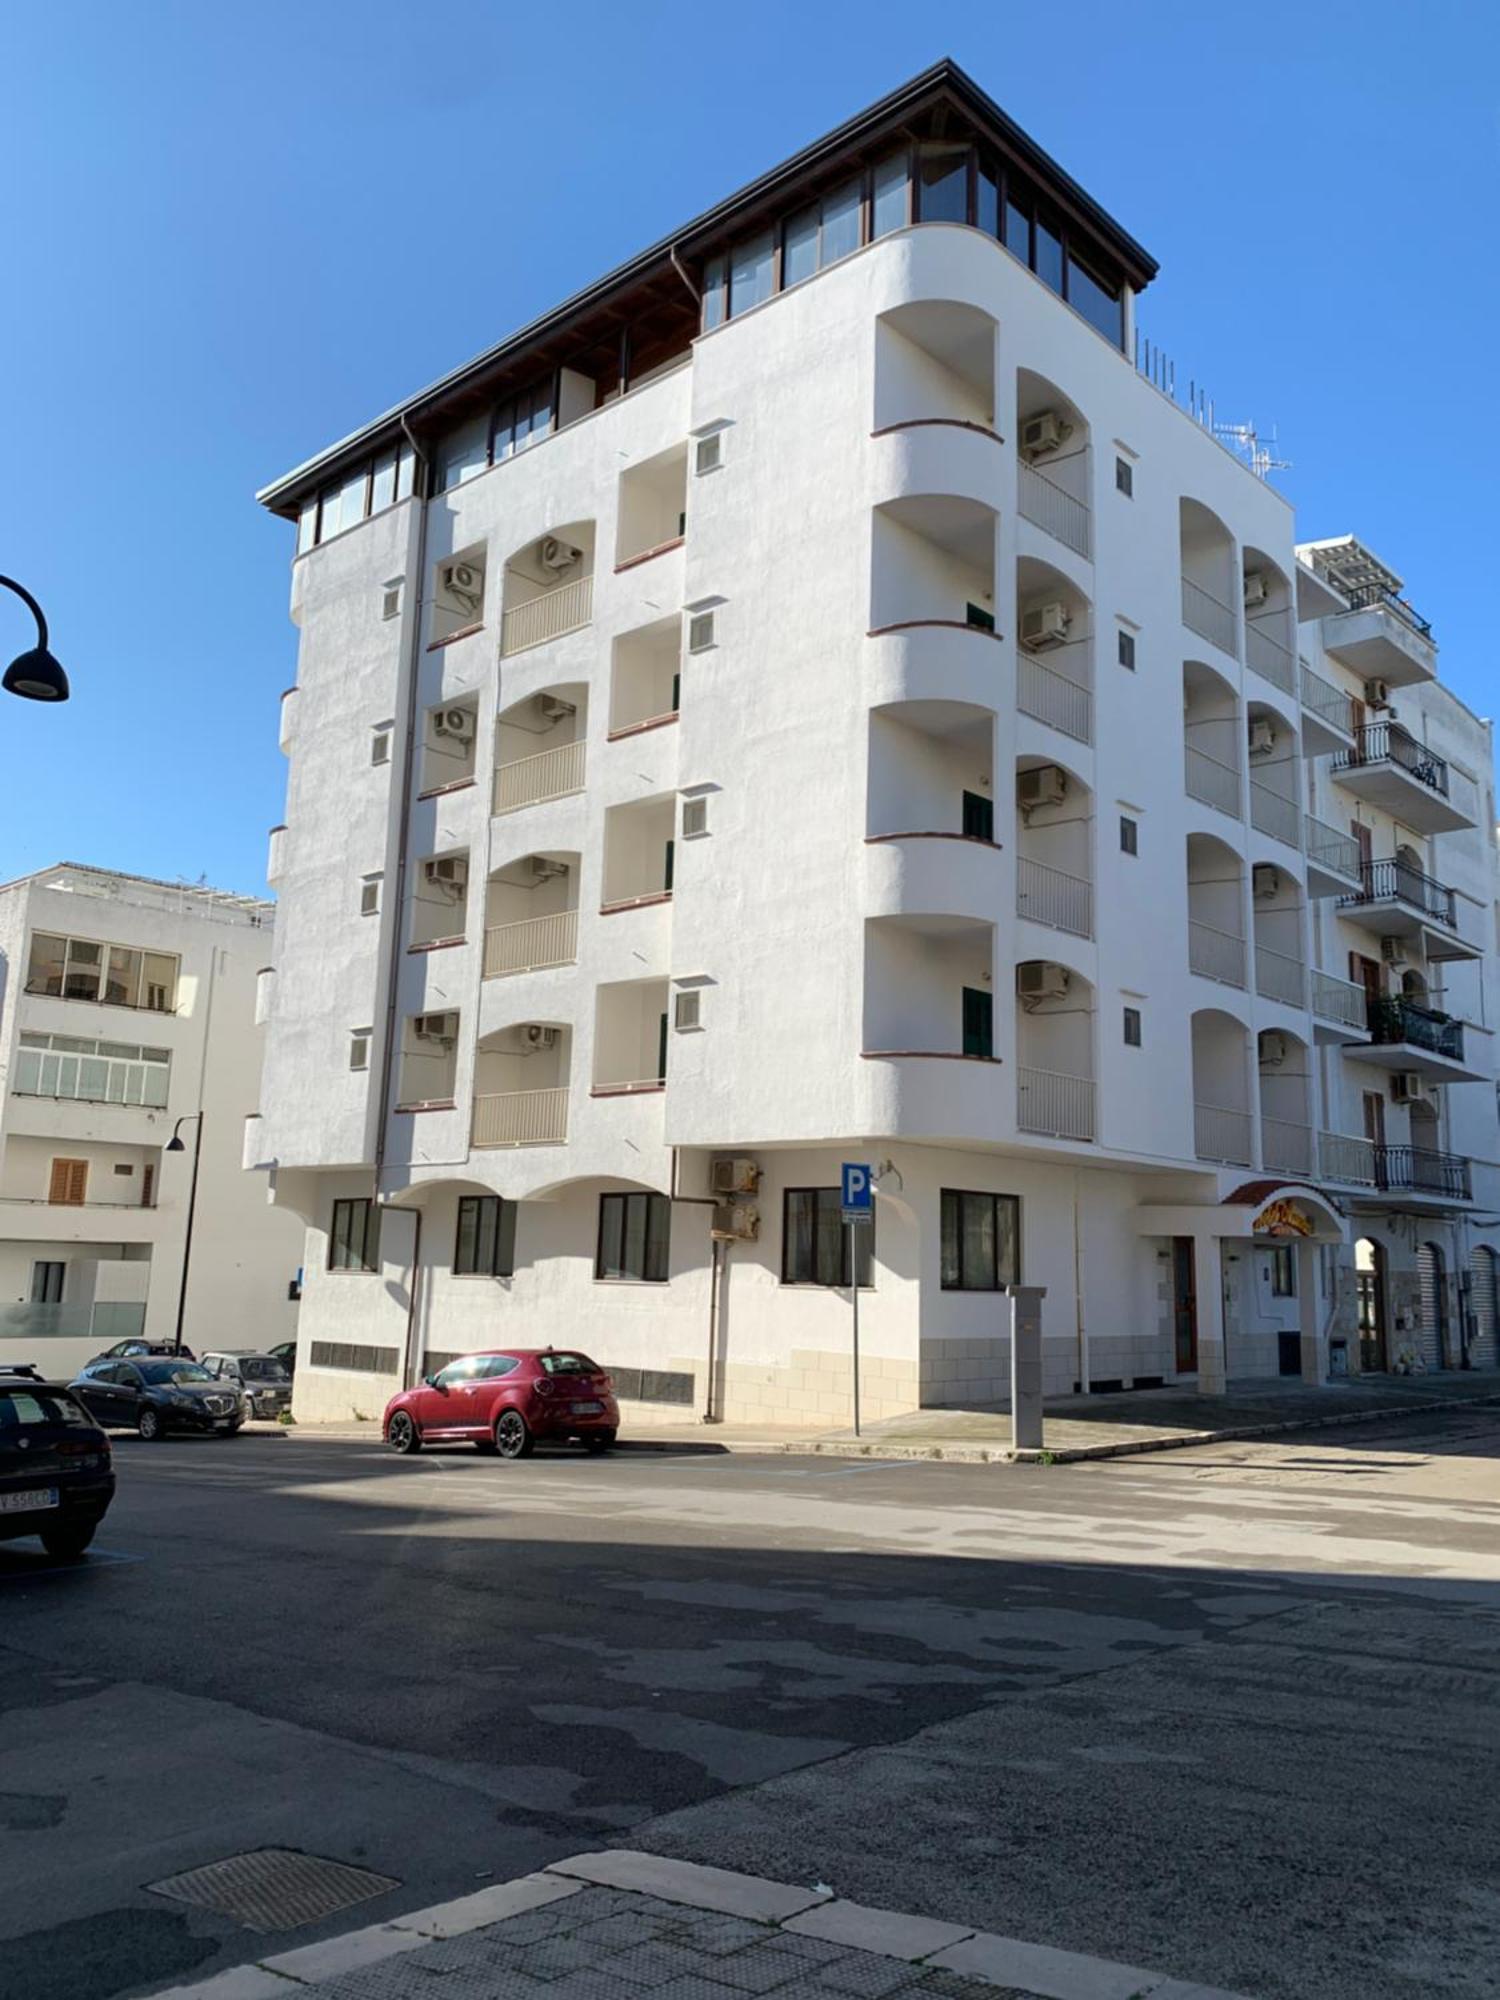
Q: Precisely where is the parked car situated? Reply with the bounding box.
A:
[71,1357,247,1440]
[0,1365,116,1558]
[91,1339,197,1363]
[200,1351,292,1420]
[384,1350,619,1459]
[267,1340,297,1377]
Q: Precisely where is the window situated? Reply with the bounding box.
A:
[490,380,554,465]
[976,159,999,237]
[1117,629,1136,671]
[1034,216,1064,294]
[871,153,909,238]
[48,1158,88,1205]
[916,144,968,225]
[687,610,716,653]
[1004,200,1031,264]
[1123,1006,1142,1047]
[783,204,819,288]
[820,179,862,265]
[349,1028,372,1072]
[596,1192,671,1282]
[1069,255,1125,346]
[381,581,403,620]
[359,876,382,917]
[299,443,412,550]
[1120,815,1139,856]
[940,1189,1019,1291]
[13,1033,170,1108]
[329,1197,380,1273]
[782,1188,874,1288]
[454,1195,516,1277]
[1270,1246,1297,1296]
[702,254,726,330]
[681,796,709,839]
[26,932,178,1013]
[31,1260,65,1303]
[962,790,995,842]
[673,990,701,1031]
[962,986,994,1059]
[1114,456,1134,497]
[728,231,774,318]
[371,727,392,765]
[965,602,995,633]
[694,433,722,475]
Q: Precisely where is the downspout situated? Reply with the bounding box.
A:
[400,1208,423,1392]
[1073,1168,1089,1394]
[668,245,701,309]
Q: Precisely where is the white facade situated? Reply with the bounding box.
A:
[253,63,1500,1425]
[0,863,304,1375]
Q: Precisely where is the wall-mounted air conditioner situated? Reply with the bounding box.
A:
[1017,961,1069,1006]
[539,537,582,572]
[434,708,474,742]
[424,856,468,889]
[710,1202,760,1243]
[440,561,483,609]
[537,694,577,722]
[523,1023,560,1048]
[1380,936,1408,965]
[1020,602,1070,652]
[710,1156,761,1195]
[1020,410,1070,459]
[414,1011,457,1043]
[529,856,568,881]
[1364,678,1391,708]
[1259,1030,1288,1067]
[1391,1072,1424,1103]
[1248,718,1277,756]
[1242,572,1268,608]
[1017,764,1068,812]
[1252,864,1281,899]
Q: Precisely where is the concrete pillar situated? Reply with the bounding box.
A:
[1006,1285,1047,1449]
[1195,1235,1227,1395]
[1297,1238,1323,1384]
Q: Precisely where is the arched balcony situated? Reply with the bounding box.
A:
[472,1023,571,1148]
[869,494,998,637]
[1251,858,1306,1010]
[1015,757,1092,940]
[483,852,580,979]
[1242,547,1296,699]
[1246,697,1301,850]
[1180,499,1238,658]
[500,523,595,658]
[1016,370,1091,560]
[872,299,998,436]
[1015,960,1095,1141]
[1186,833,1247,990]
[1192,1008,1253,1166]
[865,699,1001,922]
[863,915,996,1062]
[1016,554,1092,745]
[1183,660,1241,820]
[1258,1028,1313,1177]
[493,684,588,816]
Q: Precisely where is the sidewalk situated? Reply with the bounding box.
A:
[280,1371,1500,1465]
[149,1847,1250,2000]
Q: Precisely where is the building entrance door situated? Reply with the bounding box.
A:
[1355,1237,1387,1373]
[1171,1237,1198,1373]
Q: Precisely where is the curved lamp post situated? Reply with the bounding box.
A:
[1,574,69,702]
[165,1113,205,1354]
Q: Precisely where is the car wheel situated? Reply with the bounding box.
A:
[137,1407,163,1442]
[583,1430,616,1454]
[388,1411,421,1454]
[40,1521,97,1559]
[493,1410,533,1460]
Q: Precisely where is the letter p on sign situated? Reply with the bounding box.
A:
[841,1162,872,1219]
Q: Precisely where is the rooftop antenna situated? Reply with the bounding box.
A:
[1213,420,1291,482]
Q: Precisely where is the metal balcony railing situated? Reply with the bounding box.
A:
[500,573,593,657]
[1017,653,1092,743]
[1185,743,1241,818]
[1342,581,1432,641]
[1261,1117,1312,1177]
[1299,661,1352,736]
[1188,920,1246,988]
[1244,619,1295,696]
[1334,723,1450,800]
[492,739,586,814]
[1182,577,1236,655]
[1249,779,1300,849]
[1194,1103,1253,1166]
[1255,943,1306,1009]
[1304,815,1361,882]
[1367,996,1465,1062]
[1017,463,1091,559]
[1017,1067,1096,1141]
[482,908,579,978]
[1340,858,1457,930]
[1311,970,1367,1031]
[1016,857,1092,938]
[471,1086,569,1148]
[1324,1132,1472,1200]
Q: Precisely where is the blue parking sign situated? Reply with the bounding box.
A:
[841,1162,873,1220]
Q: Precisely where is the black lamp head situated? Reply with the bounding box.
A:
[3,646,69,703]
[166,1133,186,1153]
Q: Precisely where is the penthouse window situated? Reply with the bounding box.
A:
[27,933,179,1013]
[436,378,557,493]
[297,443,416,554]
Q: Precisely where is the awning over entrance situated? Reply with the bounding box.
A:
[1136,1182,1348,1246]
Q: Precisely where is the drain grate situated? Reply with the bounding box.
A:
[146,1847,400,1932]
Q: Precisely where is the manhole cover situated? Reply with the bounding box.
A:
[147,1848,400,1932]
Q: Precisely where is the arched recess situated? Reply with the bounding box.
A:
[493,684,588,815]
[1257,1027,1312,1178]
[1469,1245,1498,1369]
[1192,1008,1253,1166]
[1016,754,1092,940]
[1016,552,1093,745]
[1187,832,1247,989]
[1015,961,1095,1141]
[1180,498,1237,656]
[867,697,996,840]
[1241,545,1296,696]
[500,523,595,658]
[1250,850,1306,1010]
[874,299,998,432]
[1016,368,1091,560]
[1246,694,1302,850]
[472,1021,571,1148]
[1183,659,1241,819]
[483,851,581,978]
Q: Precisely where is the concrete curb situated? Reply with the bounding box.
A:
[146,1846,1255,2000]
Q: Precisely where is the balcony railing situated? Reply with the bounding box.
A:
[1334,722,1449,800]
[1299,661,1352,736]
[471,1086,569,1148]
[1016,858,1092,938]
[1249,779,1300,848]
[1367,996,1465,1063]
[1343,581,1432,641]
[1182,577,1236,655]
[1262,1117,1312,1177]
[1195,1103,1253,1167]
[1304,815,1361,882]
[500,573,593,657]
[1017,653,1092,743]
[1255,943,1306,1009]
[1311,970,1367,1032]
[1320,1131,1471,1200]
[1017,1067,1096,1141]
[1340,858,1457,930]
[1185,744,1241,818]
[493,740,586,815]
[1319,1130,1378,1186]
[1017,463,1091,559]
[1244,620,1295,696]
[482,908,579,978]
[1188,920,1246,988]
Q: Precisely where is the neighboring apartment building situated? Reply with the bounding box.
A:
[0,863,303,1375]
[250,59,1500,1426]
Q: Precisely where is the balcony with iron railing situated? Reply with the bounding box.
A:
[492,739,586,815]
[1017,462,1091,560]
[1304,815,1362,896]
[1366,995,1465,1064]
[1182,577,1237,657]
[1297,660,1354,752]
[1017,1067,1096,1142]
[1338,858,1457,934]
[1194,1103,1253,1167]
[1017,645,1092,744]
[500,573,594,658]
[1188,920,1246,989]
[1321,583,1436,687]
[1319,1130,1471,1201]
[471,1086,570,1148]
[482,908,579,979]
[1244,619,1295,697]
[1184,743,1241,819]
[1016,857,1092,939]
[1332,723,1474,832]
[1310,969,1368,1038]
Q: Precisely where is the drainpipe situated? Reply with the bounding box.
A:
[399,1207,424,1391]
[1073,1167,1089,1393]
[668,245,700,309]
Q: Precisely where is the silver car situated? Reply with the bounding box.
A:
[200,1351,293,1421]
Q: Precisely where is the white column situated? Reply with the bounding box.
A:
[1297,1237,1323,1384]
[1196,1234,1227,1395]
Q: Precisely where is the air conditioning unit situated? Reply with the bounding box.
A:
[1248,718,1277,756]
[539,537,583,572]
[423,855,468,890]
[434,707,474,741]
[523,1023,560,1049]
[528,857,568,882]
[1016,764,1068,812]
[1252,864,1281,899]
[440,561,483,608]
[710,1156,761,1196]
[1020,410,1070,459]
[1242,572,1268,608]
[1380,936,1408,965]
[1017,961,1069,1006]
[537,694,577,723]
[1364,679,1391,708]
[1391,1072,1424,1104]
[710,1201,760,1243]
[414,1011,457,1043]
[1020,602,1070,652]
[1259,1030,1288,1067]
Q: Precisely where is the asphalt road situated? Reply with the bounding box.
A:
[2,1410,1498,2000]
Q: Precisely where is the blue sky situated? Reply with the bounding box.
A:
[1,0,1495,894]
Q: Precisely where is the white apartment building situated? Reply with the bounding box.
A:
[251,60,1500,1427]
[0,863,304,1374]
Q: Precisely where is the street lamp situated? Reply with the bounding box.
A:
[1,574,69,702]
[165,1113,204,1355]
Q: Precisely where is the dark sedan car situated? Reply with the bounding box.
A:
[200,1351,292,1420]
[91,1339,197,1363]
[72,1357,247,1440]
[0,1366,115,1557]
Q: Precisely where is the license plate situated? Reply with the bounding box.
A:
[0,1487,59,1513]
[215,1419,237,1431]
[571,1400,603,1415]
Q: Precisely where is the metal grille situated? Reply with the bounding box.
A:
[148,1848,399,1932]
[1417,1244,1446,1371]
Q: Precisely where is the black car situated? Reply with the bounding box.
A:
[72,1357,247,1440]
[267,1340,297,1377]
[200,1351,293,1420]
[91,1339,197,1363]
[0,1365,116,1557]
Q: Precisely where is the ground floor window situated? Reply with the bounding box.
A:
[454,1195,516,1277]
[782,1187,874,1288]
[1269,1245,1296,1296]
[30,1260,64,1303]
[596,1192,671,1283]
[940,1189,1020,1291]
[329,1197,380,1273]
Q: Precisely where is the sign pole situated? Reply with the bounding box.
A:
[840,1162,873,1441]
[850,1217,861,1437]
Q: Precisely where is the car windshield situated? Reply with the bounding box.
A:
[240,1359,288,1382]
[137,1361,213,1386]
[0,1388,91,1430]
[538,1353,597,1375]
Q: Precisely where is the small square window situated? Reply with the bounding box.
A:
[681,796,709,839]
[965,602,996,634]
[1115,456,1134,497]
[360,877,381,917]
[1123,1006,1142,1047]
[688,611,716,653]
[350,1029,372,1072]
[1120,815,1138,856]
[1117,629,1136,671]
[381,580,403,620]
[673,991,701,1031]
[694,434,722,475]
[371,729,392,766]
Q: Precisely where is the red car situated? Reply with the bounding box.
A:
[383,1349,619,1459]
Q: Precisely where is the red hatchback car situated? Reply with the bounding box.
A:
[383,1349,619,1459]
